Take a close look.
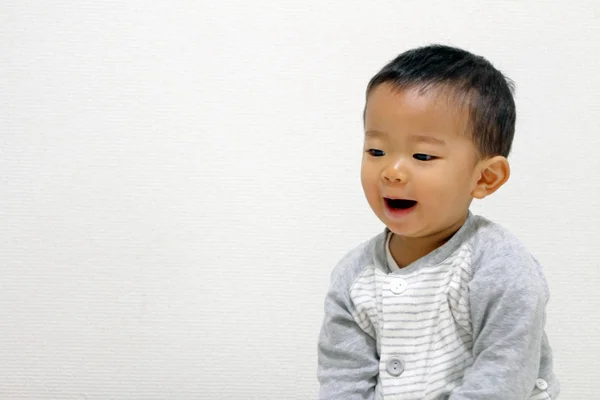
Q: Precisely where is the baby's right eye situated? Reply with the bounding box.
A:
[367,149,385,157]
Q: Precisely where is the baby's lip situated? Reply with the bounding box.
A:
[383,196,416,201]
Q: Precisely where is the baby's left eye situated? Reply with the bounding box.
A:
[413,154,436,161]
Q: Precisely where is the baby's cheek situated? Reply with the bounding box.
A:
[423,173,466,202]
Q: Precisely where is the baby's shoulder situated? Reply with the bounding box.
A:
[328,230,386,289]
[466,215,548,292]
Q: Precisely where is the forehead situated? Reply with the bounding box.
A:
[364,83,470,138]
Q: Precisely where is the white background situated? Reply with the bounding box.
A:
[2,1,599,399]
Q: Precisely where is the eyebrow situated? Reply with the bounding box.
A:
[411,134,446,145]
[365,130,386,138]
[365,130,446,145]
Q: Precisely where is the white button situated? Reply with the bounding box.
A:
[535,378,548,390]
[390,278,408,294]
[386,357,404,376]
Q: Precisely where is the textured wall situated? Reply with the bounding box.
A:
[2,1,599,398]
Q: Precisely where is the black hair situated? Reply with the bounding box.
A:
[365,44,516,158]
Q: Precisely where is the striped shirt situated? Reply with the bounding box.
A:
[317,212,559,400]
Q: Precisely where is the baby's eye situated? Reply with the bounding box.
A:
[367,149,385,157]
[413,153,436,161]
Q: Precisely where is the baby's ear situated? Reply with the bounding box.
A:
[471,156,510,199]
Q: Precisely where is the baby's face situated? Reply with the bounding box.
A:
[362,83,482,238]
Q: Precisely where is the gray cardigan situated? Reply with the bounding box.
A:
[317,212,558,399]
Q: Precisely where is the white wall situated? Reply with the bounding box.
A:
[2,1,599,398]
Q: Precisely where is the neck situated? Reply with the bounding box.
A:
[389,213,468,268]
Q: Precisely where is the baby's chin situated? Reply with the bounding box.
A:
[381,219,427,239]
[384,217,449,240]
[386,226,432,239]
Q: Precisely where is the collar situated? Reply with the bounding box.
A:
[373,211,477,275]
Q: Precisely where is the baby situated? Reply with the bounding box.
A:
[317,44,558,400]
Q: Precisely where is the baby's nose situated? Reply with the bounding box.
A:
[382,160,408,183]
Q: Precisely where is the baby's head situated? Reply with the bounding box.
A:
[362,44,515,239]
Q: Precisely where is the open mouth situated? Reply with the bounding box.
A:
[384,198,417,210]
